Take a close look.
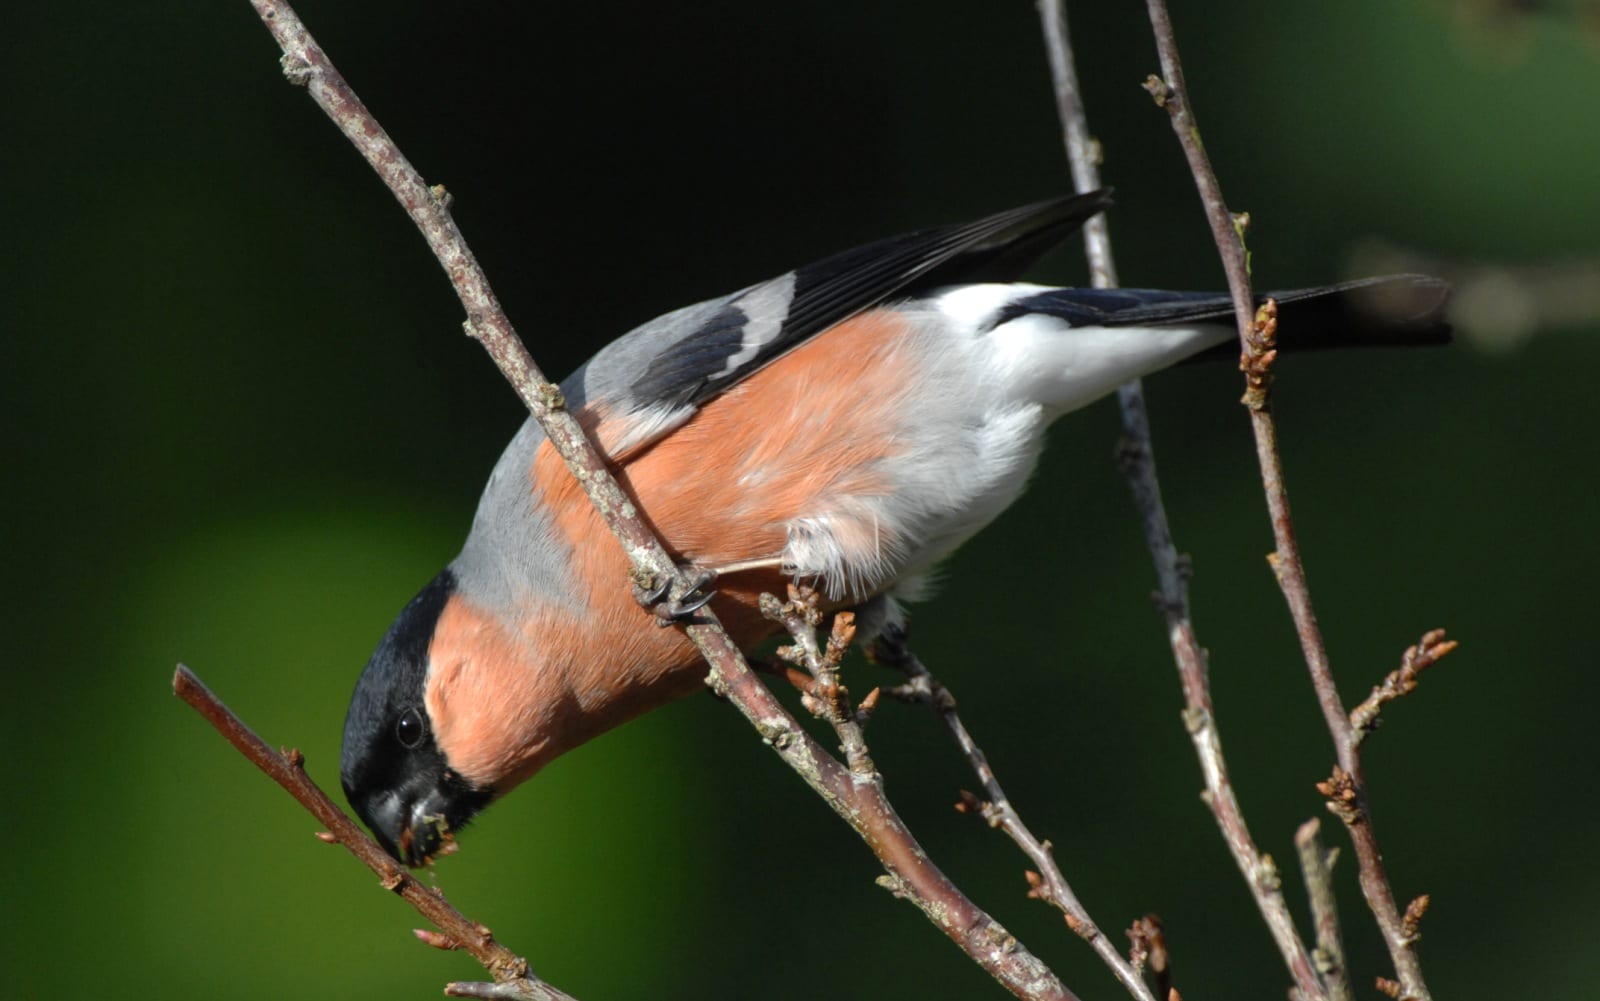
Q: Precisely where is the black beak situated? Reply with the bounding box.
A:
[352,777,490,868]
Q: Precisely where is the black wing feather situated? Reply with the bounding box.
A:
[626,302,750,405]
[778,190,1114,345]
[631,190,1113,408]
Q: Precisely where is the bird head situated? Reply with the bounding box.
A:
[340,570,493,866]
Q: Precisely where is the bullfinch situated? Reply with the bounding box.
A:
[339,190,1449,866]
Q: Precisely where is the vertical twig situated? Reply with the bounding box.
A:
[1038,0,1118,289]
[761,584,876,775]
[1295,820,1353,1001]
[1140,3,1430,998]
[1037,3,1326,998]
[240,2,1077,997]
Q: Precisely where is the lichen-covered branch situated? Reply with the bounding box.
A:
[238,2,1077,996]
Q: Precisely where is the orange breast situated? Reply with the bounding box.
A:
[431,308,926,790]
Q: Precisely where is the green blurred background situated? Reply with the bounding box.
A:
[7,2,1598,998]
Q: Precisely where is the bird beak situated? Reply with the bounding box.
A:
[358,791,408,863]
[396,792,462,867]
[360,789,458,867]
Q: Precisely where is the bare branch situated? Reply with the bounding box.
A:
[762,584,874,775]
[247,0,683,599]
[685,629,1074,997]
[448,982,564,1000]
[1141,3,1433,996]
[1125,916,1173,1001]
[172,665,576,1001]
[238,2,1076,996]
[1037,3,1324,997]
[873,627,1159,1001]
[1036,0,1118,288]
[1349,630,1457,748]
[756,590,1078,1000]
[1295,819,1353,1001]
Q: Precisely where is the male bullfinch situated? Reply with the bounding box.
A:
[339,190,1450,866]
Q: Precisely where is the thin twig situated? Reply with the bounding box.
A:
[704,633,1077,1001]
[1037,0,1118,289]
[1038,3,1323,998]
[1348,630,1457,749]
[1295,819,1353,1001]
[761,585,875,775]
[242,3,1075,996]
[1140,3,1431,997]
[249,0,681,599]
[447,977,550,996]
[171,665,575,1001]
[873,627,1159,1001]
[1126,916,1174,1001]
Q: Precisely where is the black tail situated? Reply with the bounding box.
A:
[997,275,1452,356]
[1210,275,1451,356]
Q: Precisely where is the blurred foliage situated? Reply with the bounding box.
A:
[5,1,1598,998]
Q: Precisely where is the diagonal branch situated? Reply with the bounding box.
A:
[872,625,1159,1001]
[1140,3,1432,997]
[172,665,575,1001]
[1037,3,1324,998]
[235,2,1076,997]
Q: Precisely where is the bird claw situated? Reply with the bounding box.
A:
[633,567,718,626]
[633,574,672,607]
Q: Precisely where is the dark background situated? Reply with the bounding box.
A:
[7,2,1598,998]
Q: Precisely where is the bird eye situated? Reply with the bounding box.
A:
[395,707,426,749]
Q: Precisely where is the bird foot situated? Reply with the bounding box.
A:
[633,566,718,626]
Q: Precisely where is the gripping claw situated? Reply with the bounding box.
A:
[633,574,673,607]
[633,567,718,625]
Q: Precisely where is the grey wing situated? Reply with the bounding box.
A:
[562,191,1114,454]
